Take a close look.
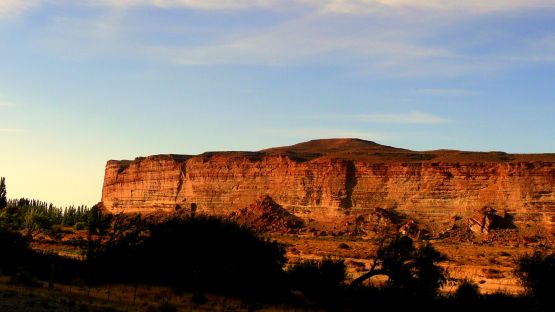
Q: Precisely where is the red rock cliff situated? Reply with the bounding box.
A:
[102,139,555,234]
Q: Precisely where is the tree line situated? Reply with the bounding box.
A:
[10,200,89,225]
[0,178,90,237]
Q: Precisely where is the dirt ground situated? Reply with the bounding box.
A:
[270,233,545,295]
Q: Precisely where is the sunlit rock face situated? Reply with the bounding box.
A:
[102,139,555,235]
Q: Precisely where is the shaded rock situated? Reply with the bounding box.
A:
[469,206,517,235]
[399,220,420,239]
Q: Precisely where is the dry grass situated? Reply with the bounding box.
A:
[25,228,550,300]
[269,233,544,295]
[261,138,555,162]
[0,276,311,312]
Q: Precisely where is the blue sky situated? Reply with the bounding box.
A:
[1,0,554,206]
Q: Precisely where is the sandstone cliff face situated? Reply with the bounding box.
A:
[102,139,555,235]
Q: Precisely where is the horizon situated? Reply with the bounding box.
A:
[106,137,555,161]
[2,136,554,208]
[1,1,555,206]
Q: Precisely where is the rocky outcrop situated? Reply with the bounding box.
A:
[102,139,555,236]
[229,195,304,232]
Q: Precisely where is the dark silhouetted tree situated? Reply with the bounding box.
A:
[84,211,144,290]
[515,250,555,307]
[84,205,113,259]
[351,235,447,299]
[0,177,7,209]
[412,241,448,297]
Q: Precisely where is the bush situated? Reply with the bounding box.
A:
[92,215,287,300]
[0,227,83,284]
[515,250,555,307]
[146,301,178,312]
[51,224,63,233]
[74,222,86,231]
[454,279,481,303]
[288,257,346,305]
[11,266,41,287]
[0,229,31,274]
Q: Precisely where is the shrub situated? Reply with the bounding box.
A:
[0,229,31,274]
[74,222,86,231]
[11,266,41,287]
[515,250,555,306]
[146,301,178,312]
[51,224,63,233]
[288,257,346,305]
[92,215,287,300]
[454,279,481,302]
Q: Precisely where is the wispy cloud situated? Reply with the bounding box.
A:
[317,112,451,124]
[37,5,460,76]
[152,26,450,68]
[0,0,40,19]
[315,0,555,14]
[144,13,460,77]
[4,0,555,18]
[503,35,555,63]
[262,128,390,141]
[39,10,128,60]
[94,0,283,10]
[112,3,554,77]
[416,88,479,96]
[12,0,555,77]
[90,0,555,13]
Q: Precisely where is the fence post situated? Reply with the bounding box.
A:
[48,263,55,290]
[133,283,138,305]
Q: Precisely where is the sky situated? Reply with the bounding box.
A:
[0,0,554,206]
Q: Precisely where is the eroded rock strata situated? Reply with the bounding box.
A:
[102,139,555,236]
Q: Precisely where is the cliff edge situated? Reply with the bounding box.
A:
[102,139,555,237]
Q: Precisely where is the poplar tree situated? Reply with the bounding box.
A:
[0,177,7,209]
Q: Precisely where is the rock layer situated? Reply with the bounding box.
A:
[102,139,555,235]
